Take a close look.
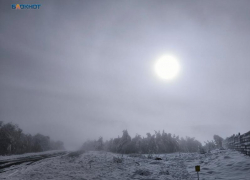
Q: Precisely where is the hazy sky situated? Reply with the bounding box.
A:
[1,0,250,150]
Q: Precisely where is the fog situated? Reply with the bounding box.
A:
[1,0,250,150]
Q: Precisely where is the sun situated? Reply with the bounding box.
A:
[154,55,180,80]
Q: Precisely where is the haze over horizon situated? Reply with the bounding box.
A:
[1,0,250,150]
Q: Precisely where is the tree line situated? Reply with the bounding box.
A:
[81,130,205,154]
[0,121,64,155]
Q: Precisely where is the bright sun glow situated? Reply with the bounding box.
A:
[154,55,180,80]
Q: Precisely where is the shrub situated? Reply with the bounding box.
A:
[67,150,85,158]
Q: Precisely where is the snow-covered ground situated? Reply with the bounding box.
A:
[186,149,250,180]
[0,149,249,180]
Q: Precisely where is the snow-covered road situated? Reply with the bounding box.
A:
[0,150,67,174]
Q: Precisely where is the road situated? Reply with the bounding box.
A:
[0,151,67,174]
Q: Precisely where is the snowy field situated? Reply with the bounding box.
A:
[0,149,250,180]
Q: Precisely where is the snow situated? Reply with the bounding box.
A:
[0,150,65,161]
[1,149,250,180]
[185,149,250,180]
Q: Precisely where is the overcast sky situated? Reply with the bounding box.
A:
[1,0,250,150]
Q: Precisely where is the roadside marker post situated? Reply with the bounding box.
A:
[195,165,200,180]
